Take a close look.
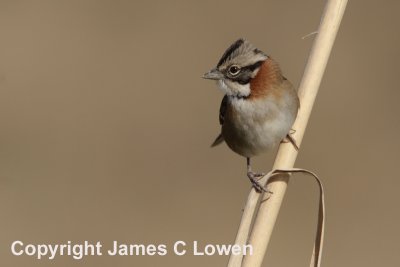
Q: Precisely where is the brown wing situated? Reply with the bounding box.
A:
[218,95,228,125]
[211,95,227,147]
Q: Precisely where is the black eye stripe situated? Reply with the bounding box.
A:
[244,60,264,72]
[226,60,265,85]
[226,60,264,76]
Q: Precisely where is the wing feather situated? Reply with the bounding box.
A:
[211,95,228,147]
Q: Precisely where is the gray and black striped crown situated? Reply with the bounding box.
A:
[216,38,267,68]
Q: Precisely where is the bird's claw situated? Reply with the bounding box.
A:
[247,171,272,194]
[282,130,299,151]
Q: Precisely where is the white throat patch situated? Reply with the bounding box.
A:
[217,79,250,98]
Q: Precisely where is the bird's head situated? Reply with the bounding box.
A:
[203,38,268,99]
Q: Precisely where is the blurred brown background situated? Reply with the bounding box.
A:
[0,0,399,266]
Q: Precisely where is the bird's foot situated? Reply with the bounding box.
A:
[247,171,272,193]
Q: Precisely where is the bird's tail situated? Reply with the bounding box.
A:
[211,133,224,147]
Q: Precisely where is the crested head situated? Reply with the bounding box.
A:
[216,38,267,69]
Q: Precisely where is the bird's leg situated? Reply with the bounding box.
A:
[246,158,269,193]
[282,129,299,151]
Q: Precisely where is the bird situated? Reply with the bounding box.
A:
[203,38,299,192]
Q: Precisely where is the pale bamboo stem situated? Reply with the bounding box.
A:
[228,0,348,266]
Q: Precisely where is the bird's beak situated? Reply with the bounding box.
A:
[203,68,223,80]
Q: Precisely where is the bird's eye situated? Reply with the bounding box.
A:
[228,65,241,76]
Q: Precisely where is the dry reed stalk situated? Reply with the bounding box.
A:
[227,0,348,266]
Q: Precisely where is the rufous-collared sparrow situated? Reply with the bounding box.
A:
[203,38,299,192]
